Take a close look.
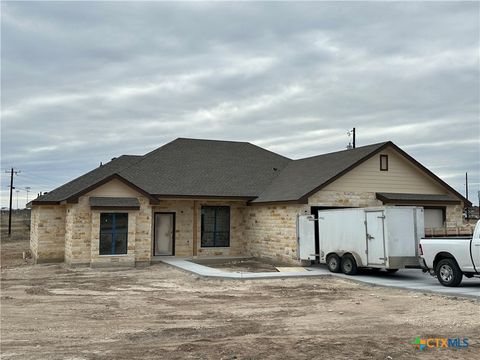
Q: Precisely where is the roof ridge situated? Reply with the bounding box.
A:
[176,137,249,144]
[121,138,182,171]
[245,142,292,161]
[121,137,292,176]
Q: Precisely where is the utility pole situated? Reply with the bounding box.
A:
[347,127,356,149]
[5,168,20,235]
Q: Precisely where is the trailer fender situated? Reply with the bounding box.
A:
[347,252,364,268]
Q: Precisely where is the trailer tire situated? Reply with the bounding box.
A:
[326,254,341,273]
[341,254,358,275]
[435,258,463,287]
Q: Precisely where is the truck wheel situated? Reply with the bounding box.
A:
[341,255,358,275]
[435,258,463,287]
[326,254,341,273]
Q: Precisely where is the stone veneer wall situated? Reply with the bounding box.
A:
[243,191,383,264]
[134,197,153,264]
[308,190,382,207]
[445,204,464,227]
[64,197,92,266]
[30,205,66,263]
[152,199,246,257]
[244,204,309,265]
[30,189,466,266]
[65,194,151,267]
[30,207,39,258]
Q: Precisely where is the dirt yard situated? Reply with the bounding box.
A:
[1,238,479,360]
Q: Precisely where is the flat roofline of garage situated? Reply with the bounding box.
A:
[376,192,461,204]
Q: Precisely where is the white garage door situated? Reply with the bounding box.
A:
[424,208,444,228]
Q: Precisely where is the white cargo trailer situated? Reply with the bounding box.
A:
[297,206,424,275]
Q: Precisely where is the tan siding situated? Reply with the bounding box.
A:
[323,147,449,195]
[87,178,141,197]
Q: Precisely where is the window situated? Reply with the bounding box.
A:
[99,213,128,255]
[201,206,230,247]
[380,155,388,171]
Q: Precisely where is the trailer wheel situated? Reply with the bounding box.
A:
[341,254,358,275]
[326,254,341,273]
[435,258,463,287]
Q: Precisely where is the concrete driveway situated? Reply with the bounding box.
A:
[322,266,480,299]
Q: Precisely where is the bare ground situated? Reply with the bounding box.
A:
[1,238,479,360]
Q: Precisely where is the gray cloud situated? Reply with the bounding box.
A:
[1,1,479,207]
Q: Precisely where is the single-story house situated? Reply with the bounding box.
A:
[29,138,470,267]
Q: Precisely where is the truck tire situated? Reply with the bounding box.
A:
[341,254,358,275]
[326,254,341,273]
[435,258,463,287]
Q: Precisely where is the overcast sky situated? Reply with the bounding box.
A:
[1,1,479,208]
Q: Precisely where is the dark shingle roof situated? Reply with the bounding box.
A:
[252,143,389,203]
[376,192,460,203]
[30,138,468,206]
[118,138,291,198]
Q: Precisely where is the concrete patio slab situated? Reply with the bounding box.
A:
[159,257,330,279]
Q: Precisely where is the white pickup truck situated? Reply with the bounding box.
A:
[419,220,480,287]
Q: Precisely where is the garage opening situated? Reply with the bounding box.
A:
[424,207,445,228]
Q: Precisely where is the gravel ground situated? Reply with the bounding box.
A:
[1,238,479,360]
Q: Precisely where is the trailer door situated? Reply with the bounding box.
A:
[297,215,316,260]
[366,211,386,266]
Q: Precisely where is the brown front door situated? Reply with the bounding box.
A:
[154,213,175,256]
